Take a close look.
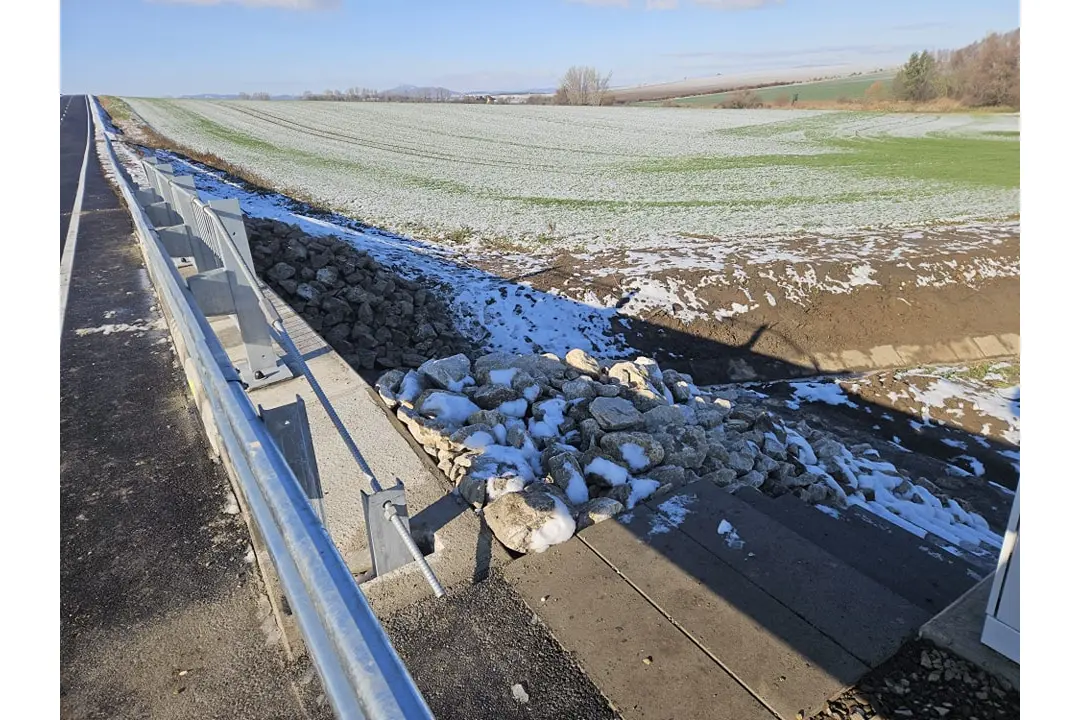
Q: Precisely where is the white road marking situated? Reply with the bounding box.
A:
[60,96,92,335]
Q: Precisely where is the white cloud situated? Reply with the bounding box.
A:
[646,0,679,9]
[150,0,339,9]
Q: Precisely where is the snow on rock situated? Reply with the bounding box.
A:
[485,485,576,554]
[418,354,473,391]
[498,399,529,418]
[584,457,630,487]
[488,368,519,386]
[376,349,1004,557]
[628,478,662,509]
[417,391,480,427]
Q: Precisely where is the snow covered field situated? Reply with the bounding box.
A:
[121,99,1018,249]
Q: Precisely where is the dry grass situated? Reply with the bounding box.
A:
[777,96,1016,113]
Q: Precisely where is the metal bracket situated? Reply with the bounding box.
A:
[188,268,237,317]
[158,224,195,261]
[208,198,256,274]
[135,188,159,207]
[145,201,179,228]
[260,396,326,526]
[361,483,416,577]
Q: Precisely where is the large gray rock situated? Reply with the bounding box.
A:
[561,377,596,402]
[418,354,472,391]
[472,384,521,410]
[396,406,451,451]
[484,486,576,554]
[727,450,756,475]
[763,435,788,460]
[448,424,497,451]
[267,262,296,282]
[473,352,517,382]
[576,497,624,531]
[656,426,707,469]
[599,432,665,472]
[813,438,845,462]
[595,383,621,398]
[646,464,686,487]
[701,468,739,487]
[740,470,766,489]
[374,369,405,408]
[695,404,729,429]
[633,357,665,388]
[578,418,603,451]
[564,349,602,379]
[588,397,644,431]
[457,473,488,507]
[547,453,589,506]
[608,361,653,390]
[467,409,504,427]
[754,454,780,474]
[625,385,668,412]
[662,368,695,402]
[643,404,686,433]
[315,266,339,286]
[511,354,566,380]
[295,283,321,302]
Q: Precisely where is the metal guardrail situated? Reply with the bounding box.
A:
[137,157,445,598]
[90,97,437,720]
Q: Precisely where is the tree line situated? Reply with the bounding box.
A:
[894,30,1019,107]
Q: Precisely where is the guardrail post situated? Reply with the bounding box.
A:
[167,176,221,274]
[260,396,326,526]
[208,199,256,274]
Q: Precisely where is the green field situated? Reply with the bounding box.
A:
[642,71,895,107]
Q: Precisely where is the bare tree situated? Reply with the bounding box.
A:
[558,66,612,106]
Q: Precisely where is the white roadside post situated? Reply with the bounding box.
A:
[981,482,1019,663]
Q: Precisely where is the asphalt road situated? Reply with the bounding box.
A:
[59,96,329,719]
[60,95,88,255]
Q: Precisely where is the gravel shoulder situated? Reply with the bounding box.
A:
[809,640,1019,720]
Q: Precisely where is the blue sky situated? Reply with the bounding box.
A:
[60,0,1019,96]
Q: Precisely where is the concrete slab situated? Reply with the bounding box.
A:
[647,482,929,667]
[733,489,982,615]
[212,292,508,616]
[504,539,774,720]
[973,334,1010,358]
[919,575,1020,691]
[948,337,985,363]
[582,507,868,719]
[998,333,1021,355]
[813,354,847,373]
[839,349,872,369]
[894,343,960,366]
[867,345,904,368]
